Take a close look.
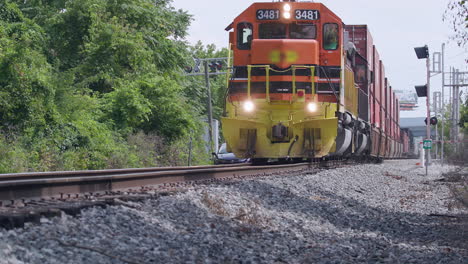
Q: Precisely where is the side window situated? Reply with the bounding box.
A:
[237,22,252,50]
[354,64,367,83]
[323,23,339,50]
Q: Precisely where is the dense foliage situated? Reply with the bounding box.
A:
[0,0,222,172]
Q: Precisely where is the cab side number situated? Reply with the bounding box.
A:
[256,9,280,20]
[295,9,320,20]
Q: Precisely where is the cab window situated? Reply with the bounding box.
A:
[237,22,252,50]
[290,24,316,39]
[259,23,286,39]
[354,64,367,83]
[323,23,339,50]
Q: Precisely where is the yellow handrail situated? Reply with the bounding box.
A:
[247,65,252,99]
[245,65,316,103]
[291,65,316,100]
[226,44,232,88]
[247,64,271,101]
[265,65,270,102]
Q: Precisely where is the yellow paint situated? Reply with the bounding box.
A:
[222,64,341,159]
[222,99,339,159]
[286,50,298,63]
[344,68,358,116]
[269,50,281,63]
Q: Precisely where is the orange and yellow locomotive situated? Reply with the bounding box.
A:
[222,0,404,162]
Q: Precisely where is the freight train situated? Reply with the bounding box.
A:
[221,0,411,163]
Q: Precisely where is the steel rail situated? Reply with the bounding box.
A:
[0,163,314,202]
[0,163,247,181]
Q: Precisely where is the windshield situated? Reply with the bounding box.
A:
[259,23,287,39]
[259,23,316,39]
[290,24,316,39]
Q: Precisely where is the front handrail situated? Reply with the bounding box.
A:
[246,65,316,103]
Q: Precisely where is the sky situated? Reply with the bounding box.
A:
[171,0,467,118]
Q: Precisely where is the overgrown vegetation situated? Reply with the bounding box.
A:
[0,0,225,173]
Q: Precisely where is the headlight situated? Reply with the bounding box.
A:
[243,100,255,112]
[307,102,317,112]
[283,4,291,11]
[283,12,291,19]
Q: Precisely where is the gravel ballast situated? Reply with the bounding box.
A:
[0,160,467,263]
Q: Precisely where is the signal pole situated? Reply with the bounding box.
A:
[414,45,432,176]
[204,60,214,155]
[441,43,445,165]
[185,57,230,159]
[425,55,431,175]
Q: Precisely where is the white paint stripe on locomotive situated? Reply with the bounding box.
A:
[335,129,352,155]
[317,78,340,82]
[356,134,368,154]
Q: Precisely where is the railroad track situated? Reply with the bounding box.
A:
[0,162,320,203]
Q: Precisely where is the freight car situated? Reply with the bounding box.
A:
[221,0,410,162]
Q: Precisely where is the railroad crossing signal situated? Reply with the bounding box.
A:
[423,139,432,149]
[424,117,438,125]
[208,61,223,72]
[184,57,230,76]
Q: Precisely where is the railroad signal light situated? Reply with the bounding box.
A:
[414,45,429,59]
[424,117,438,126]
[208,61,223,72]
[414,85,427,97]
[184,66,193,73]
[216,61,223,70]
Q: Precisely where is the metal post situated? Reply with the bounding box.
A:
[451,68,457,144]
[455,69,460,153]
[451,67,454,142]
[188,133,192,166]
[441,43,445,165]
[204,60,214,156]
[433,92,438,159]
[425,56,430,175]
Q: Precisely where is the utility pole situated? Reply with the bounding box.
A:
[204,60,214,155]
[454,69,460,153]
[441,43,445,165]
[433,91,441,159]
[440,54,467,160]
[451,68,457,146]
[426,54,431,174]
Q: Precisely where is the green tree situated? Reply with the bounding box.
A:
[184,42,229,120]
[444,0,468,48]
[0,2,57,133]
[0,0,213,172]
[10,0,196,139]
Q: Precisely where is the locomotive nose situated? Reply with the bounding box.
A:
[251,39,319,69]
